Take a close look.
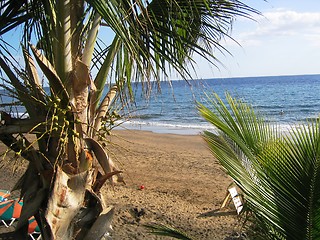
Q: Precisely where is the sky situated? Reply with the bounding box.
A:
[3,0,320,80]
[189,0,320,79]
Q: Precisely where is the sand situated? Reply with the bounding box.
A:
[0,130,242,239]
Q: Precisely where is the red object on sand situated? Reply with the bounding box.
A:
[139,185,145,190]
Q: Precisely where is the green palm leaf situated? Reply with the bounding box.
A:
[88,0,258,83]
[199,93,320,239]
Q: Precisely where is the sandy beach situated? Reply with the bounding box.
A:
[0,130,241,239]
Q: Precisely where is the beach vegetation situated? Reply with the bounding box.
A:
[198,92,320,239]
[0,0,257,239]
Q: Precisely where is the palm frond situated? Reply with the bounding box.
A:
[0,0,29,35]
[29,44,69,104]
[199,93,320,239]
[89,0,259,83]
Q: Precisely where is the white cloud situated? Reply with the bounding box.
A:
[260,10,320,35]
[229,10,320,47]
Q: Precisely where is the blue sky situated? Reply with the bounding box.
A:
[189,0,320,79]
[3,0,320,80]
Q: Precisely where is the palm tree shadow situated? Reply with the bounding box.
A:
[198,208,237,218]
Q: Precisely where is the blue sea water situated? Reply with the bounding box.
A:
[1,74,320,135]
[121,74,320,134]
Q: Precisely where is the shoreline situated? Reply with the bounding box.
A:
[117,119,311,137]
[0,129,240,239]
[115,121,216,135]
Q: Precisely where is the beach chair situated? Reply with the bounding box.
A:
[28,216,41,240]
[0,190,10,202]
[0,199,23,227]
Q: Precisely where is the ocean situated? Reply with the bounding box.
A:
[1,74,320,135]
[121,74,320,134]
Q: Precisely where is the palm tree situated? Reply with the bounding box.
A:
[0,1,257,239]
[198,93,320,239]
